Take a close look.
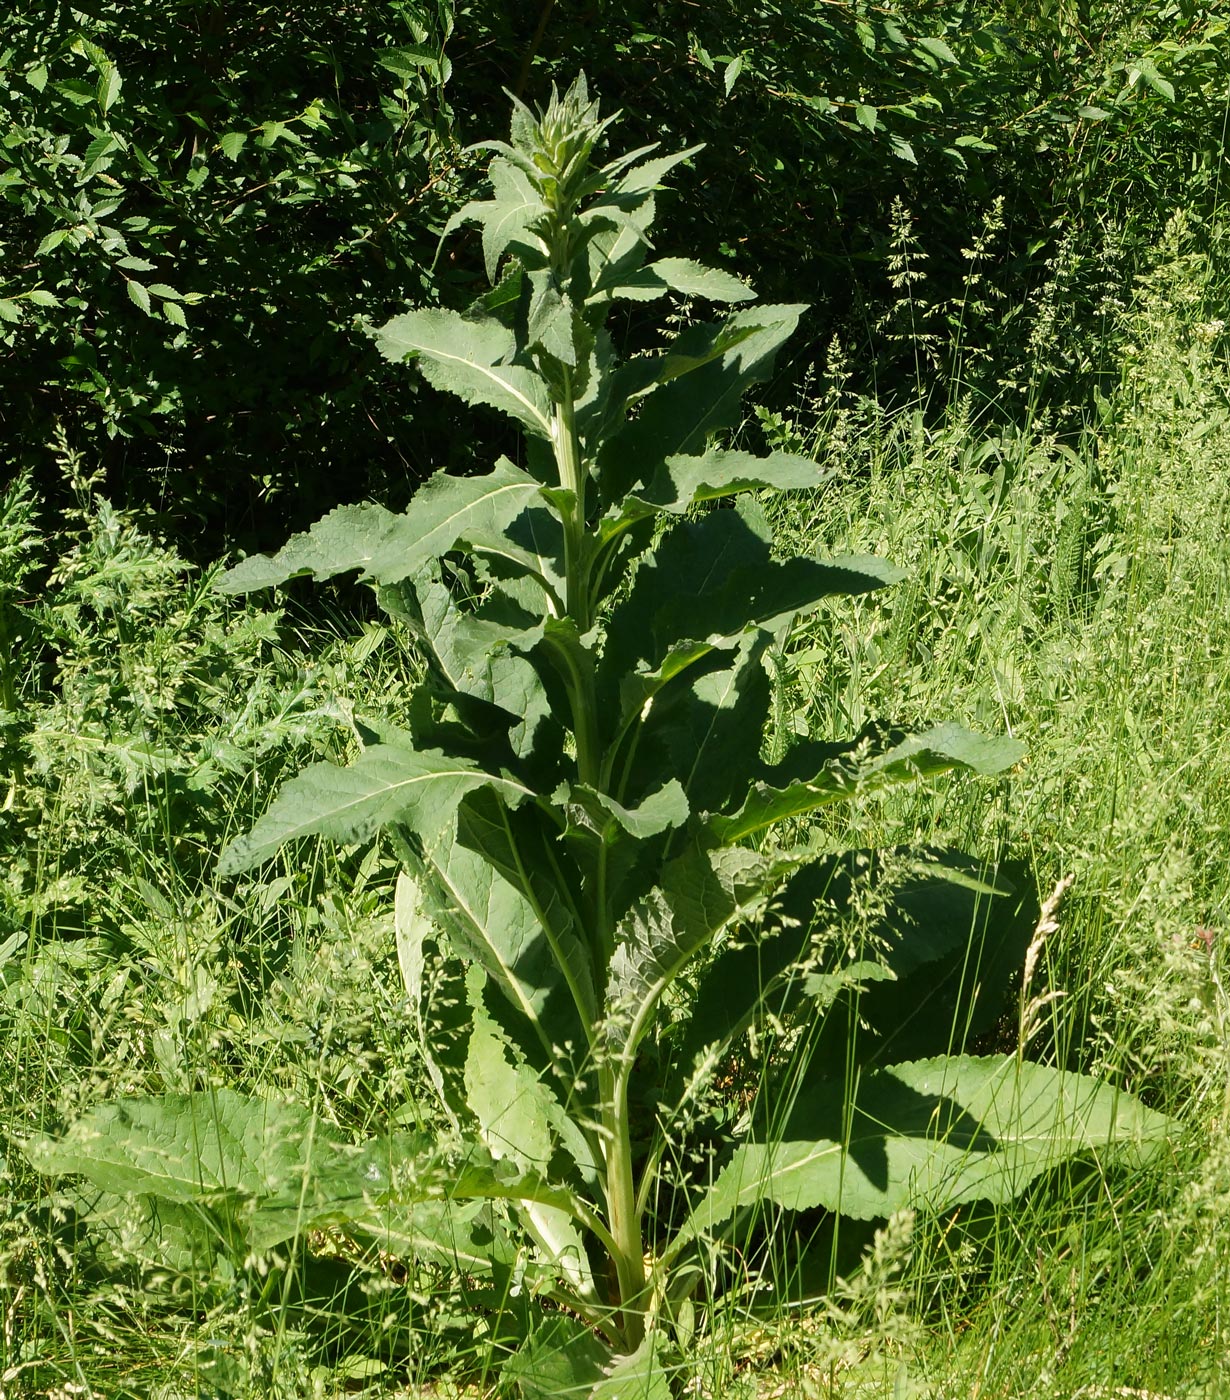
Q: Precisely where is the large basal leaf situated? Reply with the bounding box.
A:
[681,1054,1174,1237]
[218,460,548,595]
[709,723,1026,843]
[589,1333,673,1400]
[504,1314,612,1400]
[372,307,554,437]
[218,740,531,876]
[351,1197,516,1279]
[22,1090,413,1253]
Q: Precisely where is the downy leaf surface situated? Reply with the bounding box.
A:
[219,460,549,595]
[683,1054,1174,1235]
[710,723,1027,843]
[218,741,531,876]
[372,308,553,437]
[22,1090,412,1252]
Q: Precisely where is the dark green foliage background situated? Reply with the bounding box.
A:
[2,0,1226,553]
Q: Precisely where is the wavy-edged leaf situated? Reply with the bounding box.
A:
[217,742,531,876]
[605,257,754,304]
[466,988,600,1301]
[680,1054,1174,1238]
[219,460,549,595]
[22,1090,414,1252]
[589,1333,673,1400]
[446,156,545,281]
[410,820,585,1070]
[638,448,829,512]
[506,1315,612,1400]
[601,502,901,743]
[455,788,596,1027]
[597,304,806,502]
[603,843,781,1055]
[710,723,1026,843]
[373,307,553,436]
[353,1197,516,1277]
[662,849,1031,1118]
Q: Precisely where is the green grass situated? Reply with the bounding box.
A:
[2,225,1228,1398]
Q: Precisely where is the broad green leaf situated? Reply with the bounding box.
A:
[565,780,690,842]
[455,788,597,1027]
[599,451,831,546]
[601,502,901,732]
[603,843,778,1055]
[709,723,1026,842]
[597,304,806,502]
[81,133,119,178]
[505,1315,612,1400]
[639,448,829,511]
[96,63,122,114]
[681,1054,1173,1237]
[445,157,544,282]
[219,131,248,160]
[352,1198,515,1277]
[22,1090,410,1252]
[589,1333,673,1400]
[219,460,549,595]
[916,35,958,64]
[466,991,599,1301]
[217,742,531,875]
[603,144,704,203]
[661,850,1026,1117]
[525,269,580,367]
[605,257,754,304]
[395,872,461,1130]
[411,821,586,1068]
[373,307,553,437]
[648,631,772,817]
[126,280,151,315]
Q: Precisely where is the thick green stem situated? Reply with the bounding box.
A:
[602,1063,647,1351]
[553,379,600,790]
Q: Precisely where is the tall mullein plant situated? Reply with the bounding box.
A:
[207,80,1167,1358]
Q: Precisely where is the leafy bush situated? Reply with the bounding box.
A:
[0,0,458,542]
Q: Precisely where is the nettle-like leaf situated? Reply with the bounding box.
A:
[23,76,1169,1375]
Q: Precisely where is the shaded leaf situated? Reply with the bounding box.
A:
[684,1054,1173,1235]
[710,723,1025,842]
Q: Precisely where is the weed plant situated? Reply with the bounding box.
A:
[1,154,1227,1400]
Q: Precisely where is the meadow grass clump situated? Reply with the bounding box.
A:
[759,213,1230,1398]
